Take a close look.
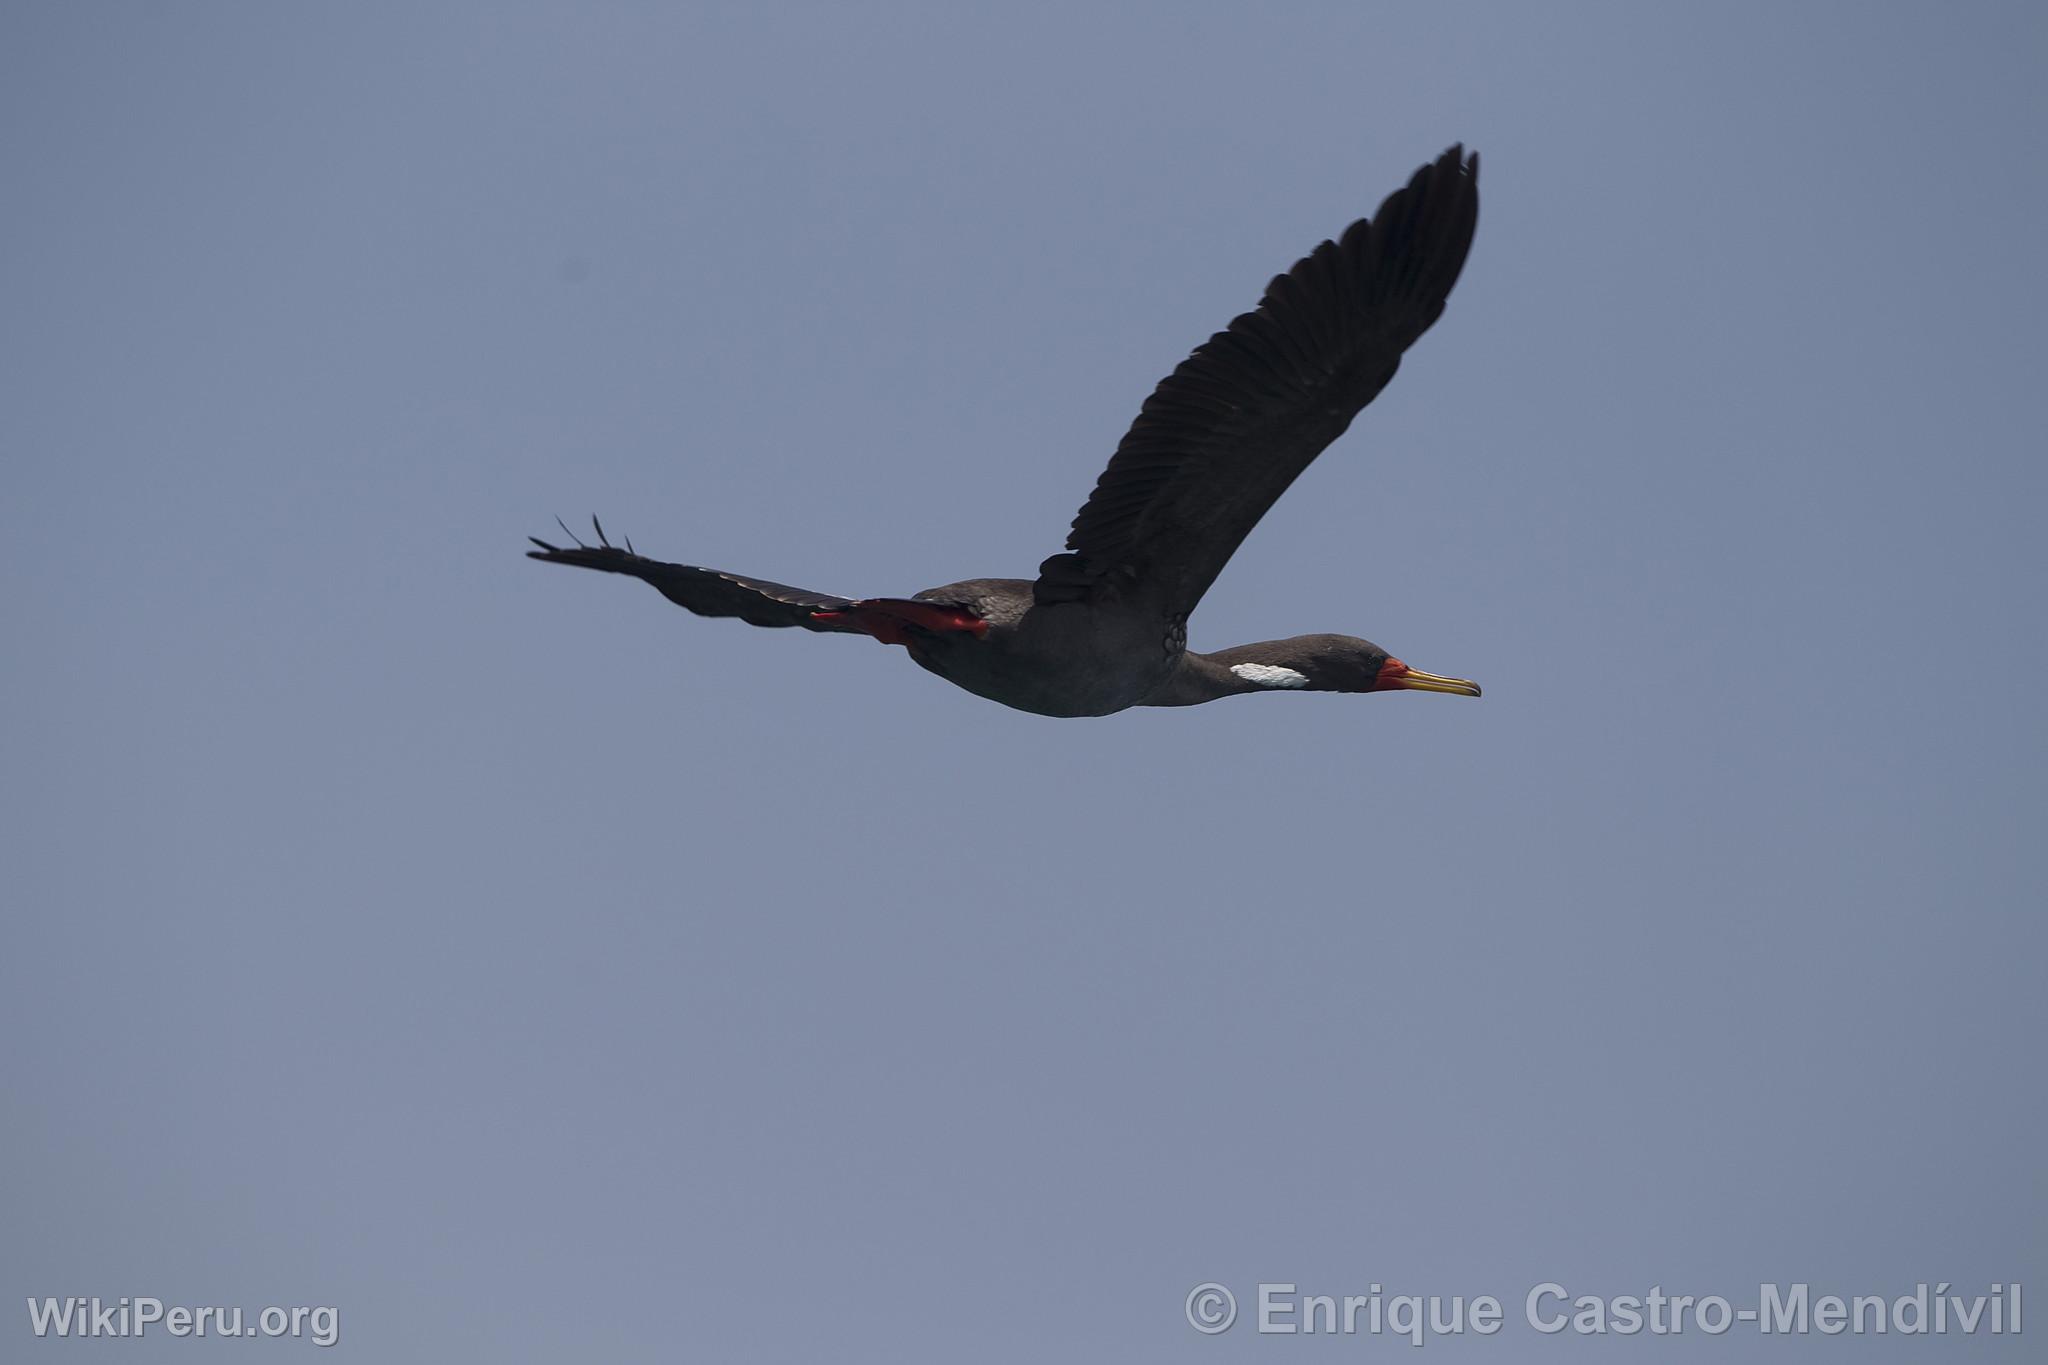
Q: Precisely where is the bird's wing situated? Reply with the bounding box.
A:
[527,520,861,631]
[1034,145,1478,619]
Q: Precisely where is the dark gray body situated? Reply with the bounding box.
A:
[907,579,1183,717]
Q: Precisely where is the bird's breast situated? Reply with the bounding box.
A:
[909,606,1178,717]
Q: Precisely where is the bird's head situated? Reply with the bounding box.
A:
[1216,634,1481,698]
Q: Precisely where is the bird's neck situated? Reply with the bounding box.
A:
[1139,646,1316,707]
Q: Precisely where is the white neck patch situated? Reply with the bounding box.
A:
[1230,662,1310,689]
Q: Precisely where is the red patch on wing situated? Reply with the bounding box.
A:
[811,599,989,646]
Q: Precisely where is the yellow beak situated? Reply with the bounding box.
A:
[1396,667,1482,698]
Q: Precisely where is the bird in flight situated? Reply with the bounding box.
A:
[531,146,1482,717]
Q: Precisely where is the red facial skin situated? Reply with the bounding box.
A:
[811,601,989,646]
[1374,657,1412,691]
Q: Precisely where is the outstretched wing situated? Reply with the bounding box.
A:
[1036,145,1479,618]
[527,519,860,631]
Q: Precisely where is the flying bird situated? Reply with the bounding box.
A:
[531,146,1482,717]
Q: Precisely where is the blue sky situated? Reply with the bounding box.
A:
[5,3,2043,1360]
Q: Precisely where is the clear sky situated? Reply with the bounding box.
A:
[5,3,2042,1361]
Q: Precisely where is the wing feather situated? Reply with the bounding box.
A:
[1036,146,1479,615]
